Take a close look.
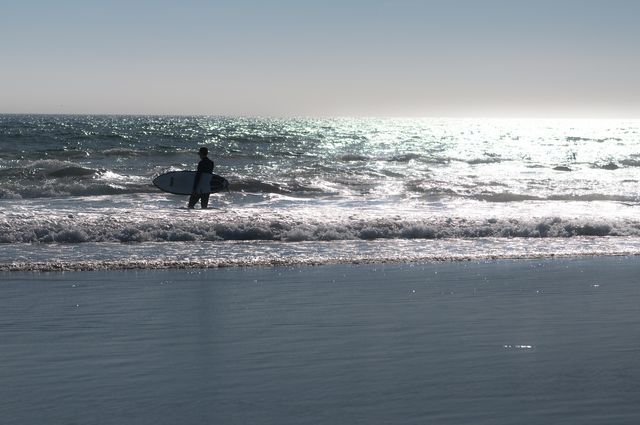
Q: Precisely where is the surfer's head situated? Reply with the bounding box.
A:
[198,147,208,158]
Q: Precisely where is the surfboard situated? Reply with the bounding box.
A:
[153,171,229,195]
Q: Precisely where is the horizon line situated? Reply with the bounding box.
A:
[1,112,640,121]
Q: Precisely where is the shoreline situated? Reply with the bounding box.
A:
[3,250,639,273]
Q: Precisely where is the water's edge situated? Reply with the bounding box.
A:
[3,250,638,273]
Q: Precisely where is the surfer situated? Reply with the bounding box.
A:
[188,147,215,209]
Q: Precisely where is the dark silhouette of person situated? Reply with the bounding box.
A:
[188,147,215,209]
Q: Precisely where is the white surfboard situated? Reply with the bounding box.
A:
[153,171,229,195]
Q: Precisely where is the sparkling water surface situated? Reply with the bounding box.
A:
[1,115,640,269]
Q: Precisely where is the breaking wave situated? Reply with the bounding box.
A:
[2,214,639,244]
[0,181,155,199]
[0,160,99,179]
[0,160,157,199]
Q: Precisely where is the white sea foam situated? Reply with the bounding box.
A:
[1,197,639,244]
[2,238,640,271]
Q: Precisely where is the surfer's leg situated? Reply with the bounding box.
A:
[188,194,199,209]
[201,194,210,209]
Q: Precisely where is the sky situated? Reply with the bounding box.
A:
[1,0,639,117]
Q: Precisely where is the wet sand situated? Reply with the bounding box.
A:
[2,257,640,424]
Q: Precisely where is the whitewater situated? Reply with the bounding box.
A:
[1,115,639,271]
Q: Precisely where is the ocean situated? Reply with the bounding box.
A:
[3,115,640,424]
[1,115,639,270]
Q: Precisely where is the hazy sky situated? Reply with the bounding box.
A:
[1,0,639,117]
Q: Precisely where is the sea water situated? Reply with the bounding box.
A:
[1,115,640,270]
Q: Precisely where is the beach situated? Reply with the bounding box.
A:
[2,256,640,425]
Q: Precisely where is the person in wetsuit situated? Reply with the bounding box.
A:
[188,147,215,209]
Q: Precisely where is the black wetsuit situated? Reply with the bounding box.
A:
[188,156,214,208]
